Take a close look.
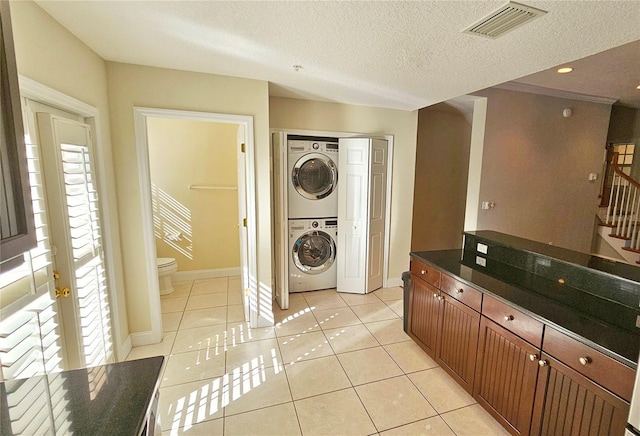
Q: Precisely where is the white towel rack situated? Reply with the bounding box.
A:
[188,184,237,190]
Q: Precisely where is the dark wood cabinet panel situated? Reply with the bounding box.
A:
[437,294,480,393]
[0,1,36,270]
[440,273,482,312]
[542,327,634,402]
[482,294,544,348]
[531,354,629,436]
[410,259,441,288]
[408,277,440,357]
[474,317,540,435]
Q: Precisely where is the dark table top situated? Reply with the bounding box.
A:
[411,250,640,368]
[0,356,164,436]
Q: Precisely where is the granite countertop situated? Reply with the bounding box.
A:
[0,356,164,436]
[411,249,640,368]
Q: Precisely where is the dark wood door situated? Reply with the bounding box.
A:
[474,317,540,436]
[408,276,440,358]
[436,294,480,393]
[530,354,629,436]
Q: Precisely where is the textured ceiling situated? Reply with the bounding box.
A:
[35,1,640,111]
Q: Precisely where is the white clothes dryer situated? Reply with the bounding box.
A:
[288,218,338,292]
[287,137,339,219]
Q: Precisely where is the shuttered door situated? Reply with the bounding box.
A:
[36,113,113,369]
[0,117,63,381]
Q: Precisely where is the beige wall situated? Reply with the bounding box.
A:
[10,1,130,356]
[269,97,418,281]
[472,88,612,253]
[147,118,240,271]
[107,63,271,332]
[412,104,472,251]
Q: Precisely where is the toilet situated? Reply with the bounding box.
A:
[157,258,178,295]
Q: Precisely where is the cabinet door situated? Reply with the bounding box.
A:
[474,317,540,435]
[436,294,480,393]
[408,276,440,357]
[531,354,629,436]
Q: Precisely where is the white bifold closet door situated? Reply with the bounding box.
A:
[337,137,388,294]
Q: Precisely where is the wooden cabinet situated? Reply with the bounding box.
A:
[408,277,440,356]
[542,327,634,402]
[474,317,541,435]
[437,293,480,392]
[408,257,635,436]
[531,354,629,435]
[0,1,36,271]
[408,266,481,393]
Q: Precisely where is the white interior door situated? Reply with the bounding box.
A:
[367,139,388,292]
[35,113,114,369]
[337,138,371,293]
[337,137,388,294]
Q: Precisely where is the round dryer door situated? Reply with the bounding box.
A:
[292,230,336,274]
[292,153,337,200]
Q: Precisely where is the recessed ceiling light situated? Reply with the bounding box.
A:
[557,67,573,74]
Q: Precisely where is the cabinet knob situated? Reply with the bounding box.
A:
[433,293,439,299]
[538,360,548,367]
[579,357,592,366]
[529,354,538,362]
[504,315,514,322]
[438,295,444,301]
[456,288,464,294]
[421,269,426,275]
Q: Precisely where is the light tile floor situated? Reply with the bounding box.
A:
[126,276,509,436]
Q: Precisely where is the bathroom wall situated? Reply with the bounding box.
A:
[147,118,241,271]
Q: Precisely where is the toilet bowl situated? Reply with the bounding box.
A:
[157,257,178,295]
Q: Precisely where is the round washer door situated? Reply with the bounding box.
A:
[292,230,336,275]
[292,153,337,200]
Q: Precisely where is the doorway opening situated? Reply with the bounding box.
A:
[134,108,257,342]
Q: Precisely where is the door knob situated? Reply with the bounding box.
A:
[55,287,70,299]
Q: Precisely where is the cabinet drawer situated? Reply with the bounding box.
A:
[482,295,543,347]
[542,327,634,402]
[411,259,441,288]
[440,274,482,312]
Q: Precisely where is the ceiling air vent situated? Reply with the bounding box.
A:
[464,1,547,39]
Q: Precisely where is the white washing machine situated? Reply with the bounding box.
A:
[288,218,338,292]
[287,137,339,219]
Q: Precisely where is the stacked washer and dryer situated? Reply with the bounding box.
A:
[286,136,340,292]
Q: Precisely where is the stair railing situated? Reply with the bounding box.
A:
[604,152,640,250]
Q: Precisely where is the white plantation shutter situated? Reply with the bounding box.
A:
[0,126,63,381]
[60,142,112,367]
[41,115,114,369]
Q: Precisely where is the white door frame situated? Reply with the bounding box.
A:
[18,76,128,361]
[133,107,258,339]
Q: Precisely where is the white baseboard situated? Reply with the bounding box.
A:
[173,267,241,282]
[130,330,160,347]
[385,276,402,288]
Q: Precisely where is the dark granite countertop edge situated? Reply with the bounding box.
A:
[410,250,639,369]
